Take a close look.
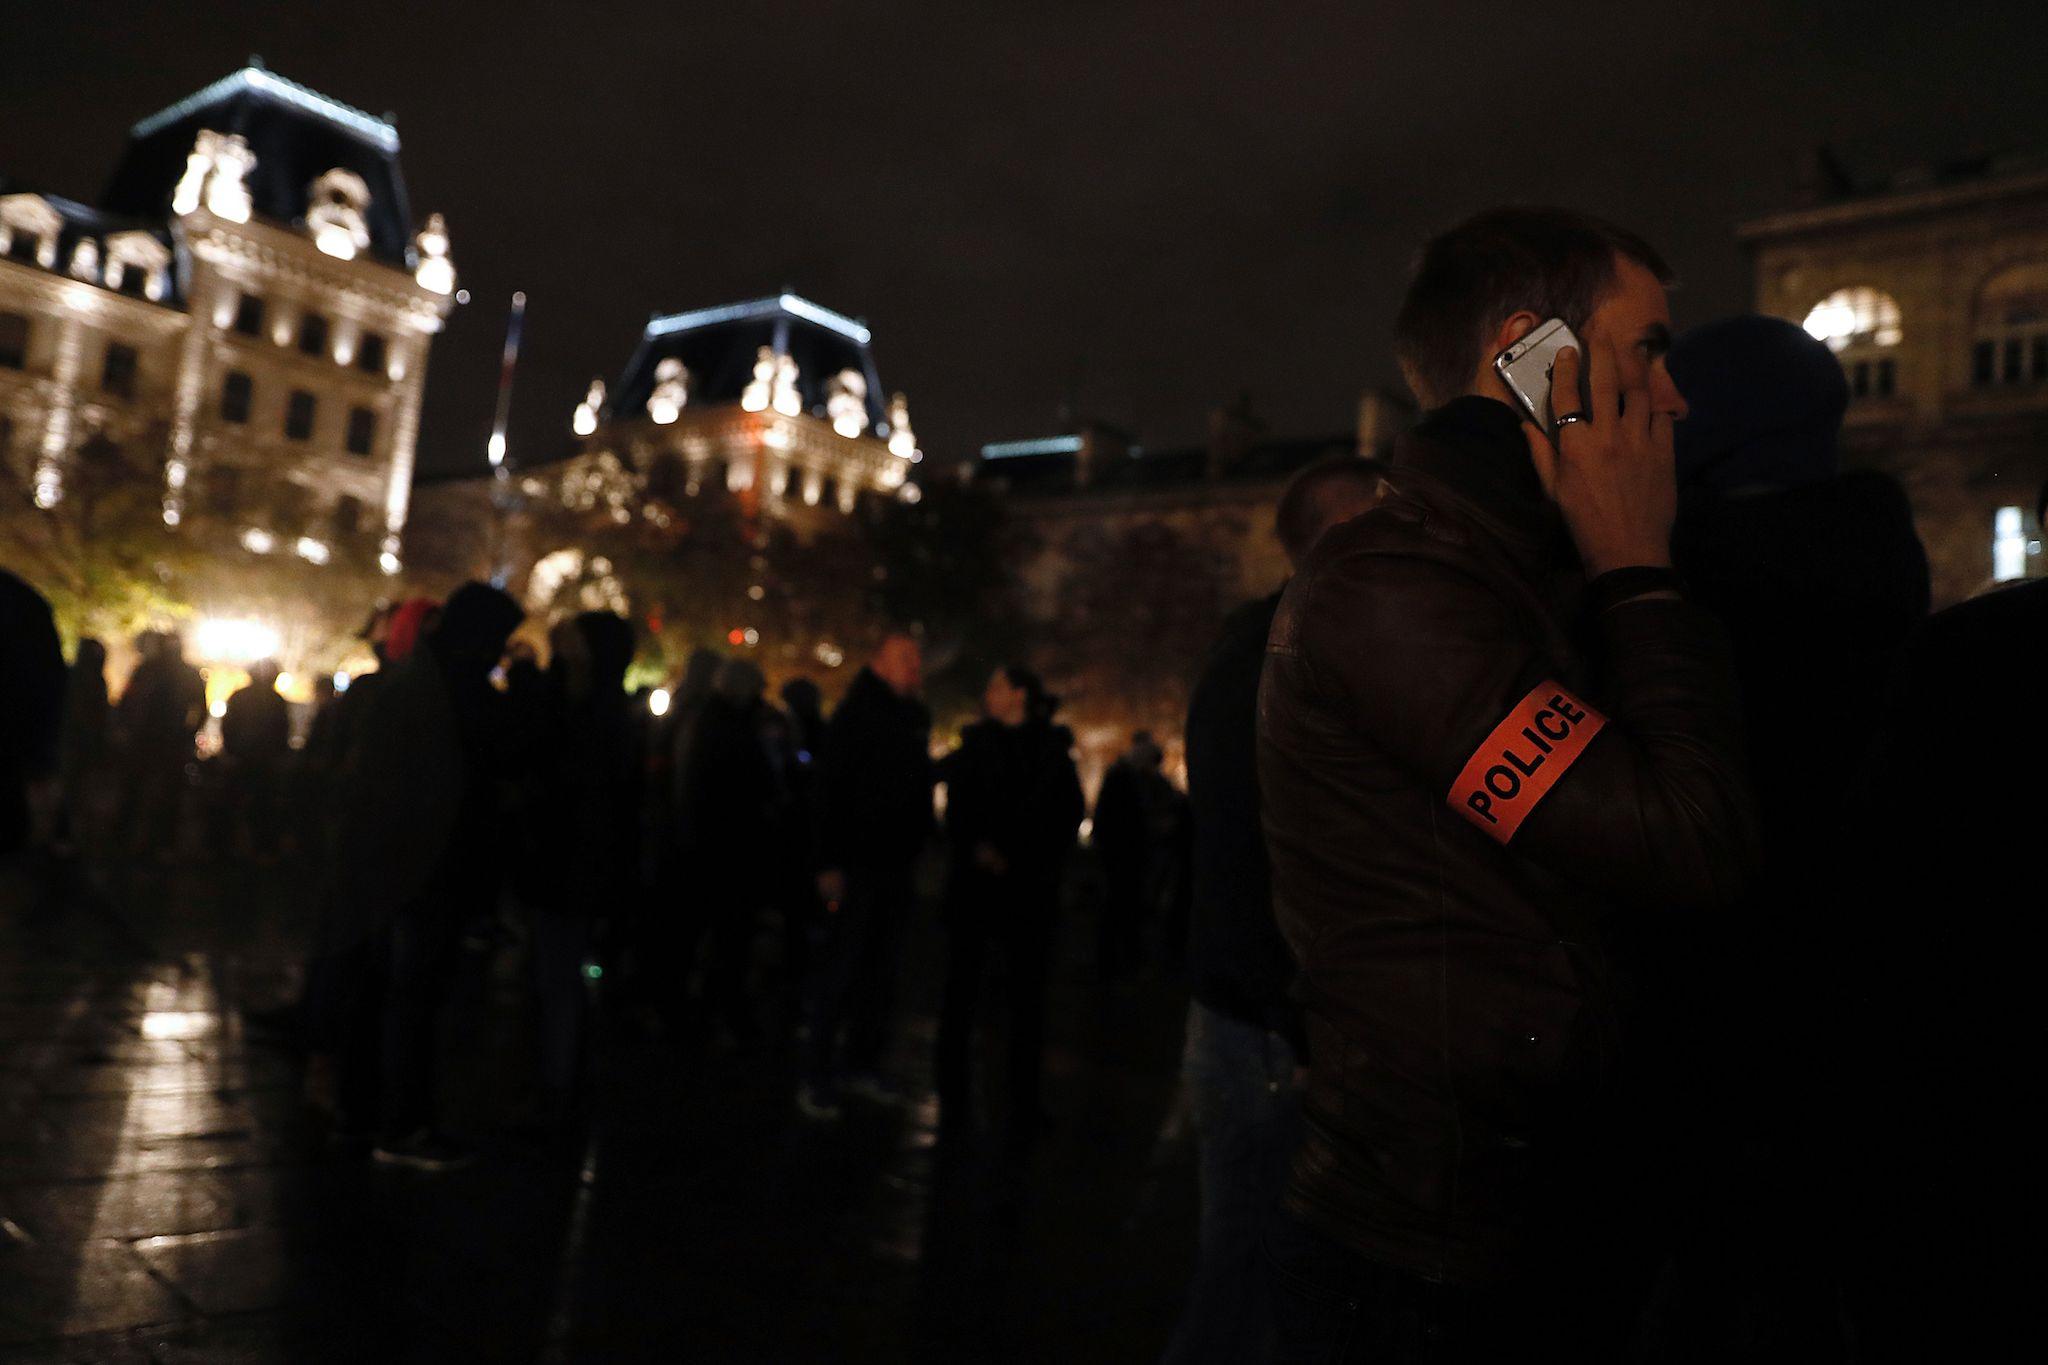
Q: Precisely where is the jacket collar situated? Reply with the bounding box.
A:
[1389,396,1575,577]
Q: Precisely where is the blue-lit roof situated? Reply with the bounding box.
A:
[102,66,415,269]
[612,293,889,428]
[982,435,1083,459]
[131,66,398,152]
[648,293,871,345]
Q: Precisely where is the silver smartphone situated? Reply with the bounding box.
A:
[1493,318,1582,436]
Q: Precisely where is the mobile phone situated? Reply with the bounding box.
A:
[1493,318,1582,437]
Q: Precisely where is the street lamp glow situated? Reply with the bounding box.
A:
[193,617,281,665]
[649,687,671,718]
[487,431,507,466]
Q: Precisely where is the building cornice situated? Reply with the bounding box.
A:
[0,256,189,330]
[1738,170,2048,244]
[179,211,449,329]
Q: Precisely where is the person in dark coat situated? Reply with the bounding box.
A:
[506,611,638,1118]
[1630,314,1931,1357]
[676,656,777,1044]
[328,582,523,1169]
[1164,455,1385,1365]
[55,637,110,854]
[116,629,205,859]
[1835,568,2046,1361]
[1259,209,1756,1359]
[0,569,66,856]
[800,634,933,1118]
[1090,731,1170,978]
[220,659,293,859]
[767,679,827,1028]
[933,665,1084,1142]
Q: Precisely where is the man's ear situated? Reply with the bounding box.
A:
[1487,310,1545,359]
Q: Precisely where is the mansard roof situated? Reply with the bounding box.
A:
[0,187,184,308]
[102,65,415,268]
[612,293,892,432]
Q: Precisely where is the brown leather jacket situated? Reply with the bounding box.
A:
[1258,397,1756,1285]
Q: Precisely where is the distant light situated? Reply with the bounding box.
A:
[379,550,402,575]
[648,396,680,425]
[981,435,1082,460]
[573,404,598,436]
[274,671,295,695]
[141,1010,214,1040]
[1994,505,2028,582]
[162,506,182,527]
[208,698,228,719]
[333,670,351,692]
[742,627,760,647]
[33,480,61,509]
[649,687,671,718]
[727,628,746,646]
[193,616,281,664]
[747,584,766,601]
[487,432,507,466]
[295,536,330,565]
[582,961,604,981]
[898,482,923,504]
[455,289,471,305]
[240,527,277,554]
[762,425,791,450]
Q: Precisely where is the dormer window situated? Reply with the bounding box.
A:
[104,231,171,302]
[0,194,62,269]
[306,169,372,261]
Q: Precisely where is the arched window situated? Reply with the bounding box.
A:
[1972,262,2048,388]
[1803,287,1902,399]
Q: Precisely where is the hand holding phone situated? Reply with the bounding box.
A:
[1517,336,1676,576]
[1494,318,1583,437]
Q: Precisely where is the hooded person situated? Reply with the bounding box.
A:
[327,581,523,1168]
[1632,315,1931,1355]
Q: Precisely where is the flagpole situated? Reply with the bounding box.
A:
[488,290,526,587]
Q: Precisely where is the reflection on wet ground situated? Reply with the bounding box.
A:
[0,853,1197,1361]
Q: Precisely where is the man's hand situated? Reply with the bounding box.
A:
[1522,338,1676,576]
[816,868,846,910]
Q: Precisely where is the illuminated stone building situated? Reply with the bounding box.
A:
[0,63,458,578]
[971,392,1408,785]
[546,292,922,526]
[1743,155,2048,603]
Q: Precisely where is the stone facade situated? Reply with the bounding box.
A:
[973,393,1408,787]
[0,65,456,579]
[1743,161,2048,604]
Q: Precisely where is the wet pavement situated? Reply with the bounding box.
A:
[0,850,1199,1362]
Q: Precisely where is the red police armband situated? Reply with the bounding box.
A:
[1447,681,1607,844]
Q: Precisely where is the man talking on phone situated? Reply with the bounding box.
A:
[1256,208,1756,1360]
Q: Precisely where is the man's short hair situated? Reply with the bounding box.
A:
[1277,456,1388,567]
[1393,207,1675,408]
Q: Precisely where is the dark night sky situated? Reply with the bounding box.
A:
[5,2,2045,478]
